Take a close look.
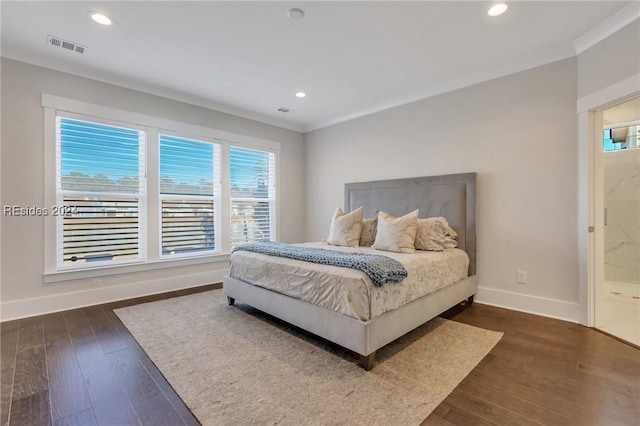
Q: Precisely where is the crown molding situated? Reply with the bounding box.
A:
[573,2,640,55]
[576,73,640,113]
[1,54,305,134]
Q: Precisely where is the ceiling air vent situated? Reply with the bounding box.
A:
[48,35,86,54]
[277,107,290,113]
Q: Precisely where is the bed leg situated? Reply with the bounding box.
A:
[227,296,235,306]
[361,352,376,371]
[466,295,474,305]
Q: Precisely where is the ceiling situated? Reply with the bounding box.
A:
[1,1,634,132]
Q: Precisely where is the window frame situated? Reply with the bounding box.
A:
[42,94,280,282]
[54,112,148,270]
[229,146,277,248]
[158,131,222,259]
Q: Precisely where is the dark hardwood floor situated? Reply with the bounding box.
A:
[1,284,638,426]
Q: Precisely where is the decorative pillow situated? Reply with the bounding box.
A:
[372,210,419,254]
[443,235,458,249]
[327,207,363,247]
[415,217,458,251]
[359,217,377,246]
[446,224,458,238]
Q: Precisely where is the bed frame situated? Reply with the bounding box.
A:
[223,172,477,370]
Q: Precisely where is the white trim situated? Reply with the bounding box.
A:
[41,93,281,279]
[41,94,281,151]
[573,5,640,55]
[147,127,161,261]
[475,286,580,323]
[578,111,596,327]
[578,76,640,328]
[228,147,277,246]
[219,144,232,250]
[592,110,606,331]
[43,253,229,283]
[577,73,640,114]
[43,107,57,274]
[52,112,148,270]
[3,269,228,322]
[589,98,640,344]
[12,56,303,133]
[274,149,281,242]
[157,133,221,260]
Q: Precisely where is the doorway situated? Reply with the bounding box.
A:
[593,96,640,346]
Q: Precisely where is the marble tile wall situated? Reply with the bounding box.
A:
[603,148,640,284]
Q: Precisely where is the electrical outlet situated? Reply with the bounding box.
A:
[92,277,102,288]
[517,271,527,284]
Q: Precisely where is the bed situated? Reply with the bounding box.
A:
[223,172,477,370]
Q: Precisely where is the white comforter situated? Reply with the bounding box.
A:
[229,242,469,321]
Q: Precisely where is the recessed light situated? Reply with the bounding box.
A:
[295,91,307,98]
[288,8,305,20]
[89,12,113,26]
[488,3,508,17]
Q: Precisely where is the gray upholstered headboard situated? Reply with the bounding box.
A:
[344,173,477,275]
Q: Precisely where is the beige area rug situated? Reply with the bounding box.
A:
[115,290,502,426]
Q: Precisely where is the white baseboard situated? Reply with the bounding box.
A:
[2,277,584,324]
[0,269,228,322]
[475,286,582,324]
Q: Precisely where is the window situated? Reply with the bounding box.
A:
[230,147,276,247]
[44,95,280,278]
[56,116,145,268]
[159,134,220,257]
[603,125,639,151]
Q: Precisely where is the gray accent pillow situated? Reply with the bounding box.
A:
[359,217,377,247]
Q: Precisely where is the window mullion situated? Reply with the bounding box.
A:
[146,127,160,261]
[219,143,231,252]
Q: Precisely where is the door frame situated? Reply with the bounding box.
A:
[577,73,640,327]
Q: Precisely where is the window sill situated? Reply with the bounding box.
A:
[43,253,231,283]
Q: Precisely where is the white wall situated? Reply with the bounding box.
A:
[577,20,640,99]
[305,58,581,321]
[0,58,306,320]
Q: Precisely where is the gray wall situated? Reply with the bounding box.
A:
[1,58,305,307]
[305,58,580,317]
[578,20,640,98]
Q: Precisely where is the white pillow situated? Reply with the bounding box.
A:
[327,207,363,247]
[415,217,458,251]
[443,235,458,249]
[372,210,419,254]
[359,217,377,247]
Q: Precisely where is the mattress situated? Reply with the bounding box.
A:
[229,242,469,321]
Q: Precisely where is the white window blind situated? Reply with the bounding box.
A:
[56,116,145,267]
[159,134,220,256]
[230,146,276,247]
